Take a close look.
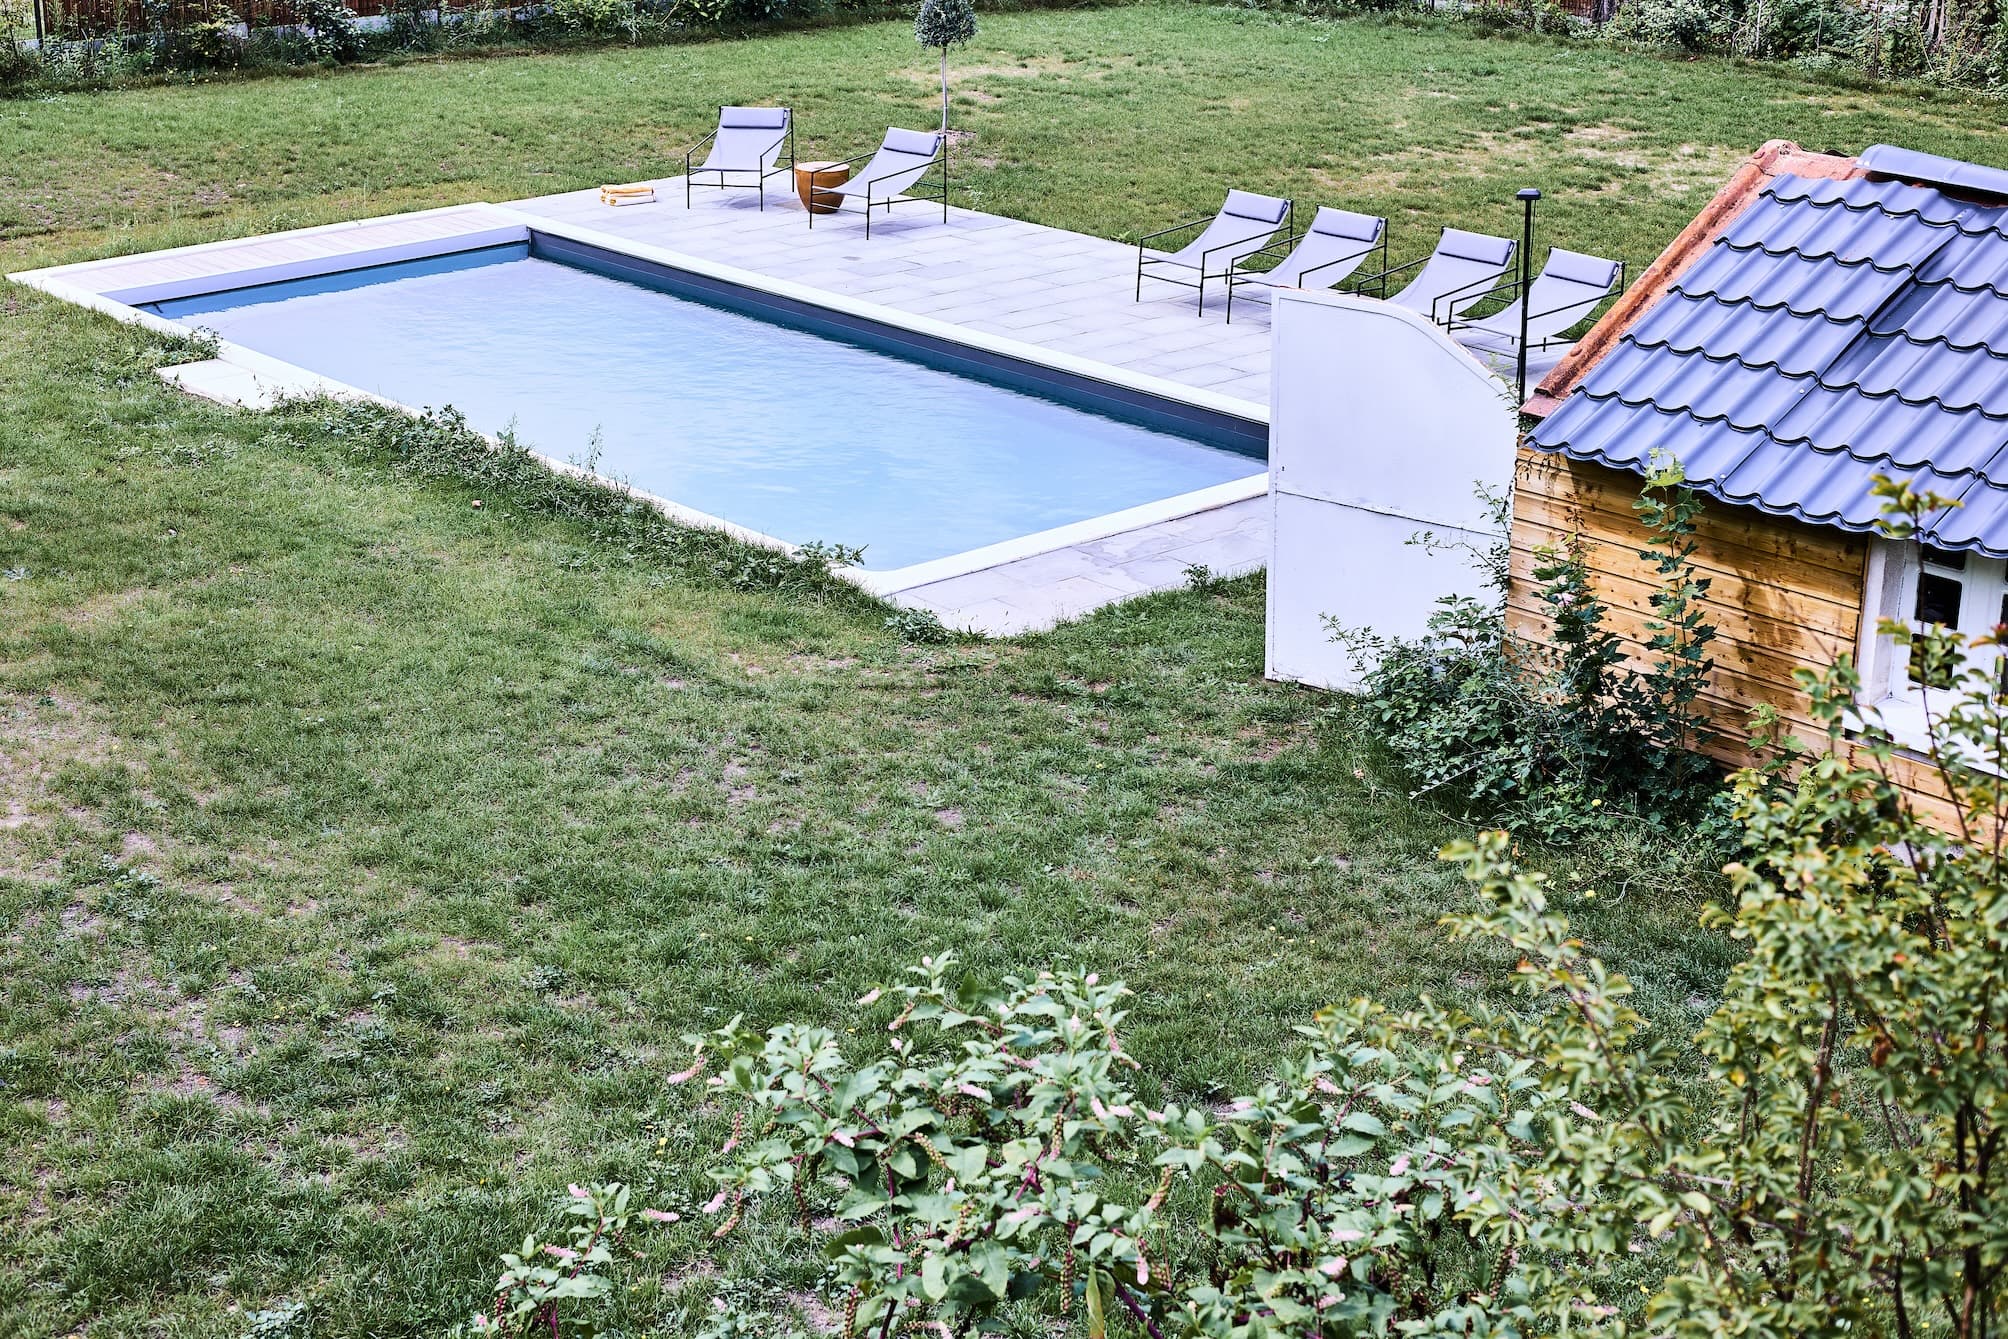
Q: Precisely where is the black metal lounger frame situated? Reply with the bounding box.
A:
[1222,225,1388,324]
[1440,260,1629,352]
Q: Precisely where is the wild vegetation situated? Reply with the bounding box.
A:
[1339,461,1725,842]
[6,0,2007,97]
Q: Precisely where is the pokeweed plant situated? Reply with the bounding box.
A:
[670,918,1708,1339]
[462,1182,671,1337]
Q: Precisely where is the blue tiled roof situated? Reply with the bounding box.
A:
[1529,148,2008,555]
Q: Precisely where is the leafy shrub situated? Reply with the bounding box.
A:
[168,0,247,67]
[543,0,643,37]
[882,606,953,644]
[1606,0,1724,50]
[1337,462,1724,839]
[295,0,363,61]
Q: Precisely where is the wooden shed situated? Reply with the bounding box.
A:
[1513,140,2008,820]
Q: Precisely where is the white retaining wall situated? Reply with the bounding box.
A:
[1264,288,1516,692]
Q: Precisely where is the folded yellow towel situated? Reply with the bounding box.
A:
[599,183,656,206]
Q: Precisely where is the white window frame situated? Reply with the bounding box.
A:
[1858,536,2008,757]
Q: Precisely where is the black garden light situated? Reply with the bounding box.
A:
[1516,186,1541,404]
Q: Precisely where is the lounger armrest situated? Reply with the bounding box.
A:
[684,126,720,170]
[1137,215,1212,247]
[1429,267,1517,324]
[1228,235,1300,273]
[1527,288,1613,325]
[1194,222,1289,272]
[1463,287,1619,345]
[857,153,942,201]
[1353,252,1427,287]
[1440,277,1526,331]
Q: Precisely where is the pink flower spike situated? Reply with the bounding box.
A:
[830,1129,856,1147]
[642,1209,680,1223]
[702,1191,730,1215]
[1388,1156,1410,1177]
[667,1062,704,1085]
[857,988,882,1006]
[1321,1256,1349,1277]
[568,1184,588,1198]
[544,1246,578,1261]
[1330,1228,1365,1243]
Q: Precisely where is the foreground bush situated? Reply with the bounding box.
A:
[466,509,2008,1335]
[1339,462,1727,842]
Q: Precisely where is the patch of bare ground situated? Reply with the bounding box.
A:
[1237,719,1313,763]
[0,690,126,879]
[788,1290,842,1334]
[57,585,152,628]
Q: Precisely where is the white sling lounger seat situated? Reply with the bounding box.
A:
[1380,227,1517,326]
[1451,246,1624,362]
[684,106,795,210]
[810,128,948,238]
[1135,190,1294,317]
[1224,206,1387,323]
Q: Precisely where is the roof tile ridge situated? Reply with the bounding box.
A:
[1524,140,1861,418]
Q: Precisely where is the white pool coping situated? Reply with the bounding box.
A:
[10,194,1271,619]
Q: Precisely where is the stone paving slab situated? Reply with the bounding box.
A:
[894,498,1270,636]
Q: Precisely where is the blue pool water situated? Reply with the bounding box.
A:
[149,244,1262,571]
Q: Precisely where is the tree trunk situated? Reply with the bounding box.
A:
[939,47,950,133]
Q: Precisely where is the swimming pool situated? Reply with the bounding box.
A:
[146,239,1266,574]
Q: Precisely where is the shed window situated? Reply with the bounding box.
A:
[1909,547,2008,686]
[1859,540,2008,753]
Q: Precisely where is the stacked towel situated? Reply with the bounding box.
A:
[599,183,656,207]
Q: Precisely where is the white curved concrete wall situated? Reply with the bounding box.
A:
[1265,289,1516,691]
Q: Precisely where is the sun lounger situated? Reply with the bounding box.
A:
[1135,190,1294,317]
[685,106,795,210]
[1224,206,1386,323]
[1373,227,1517,325]
[811,128,948,238]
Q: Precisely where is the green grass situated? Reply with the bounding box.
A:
[0,7,1996,1335]
[5,2,2008,275]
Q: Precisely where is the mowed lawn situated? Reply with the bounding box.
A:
[5,8,2007,1336]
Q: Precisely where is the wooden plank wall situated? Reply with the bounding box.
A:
[1507,447,1868,769]
[1508,448,1982,831]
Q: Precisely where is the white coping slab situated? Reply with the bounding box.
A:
[11,185,1279,637]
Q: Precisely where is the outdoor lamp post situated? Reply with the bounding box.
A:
[1515,187,1540,405]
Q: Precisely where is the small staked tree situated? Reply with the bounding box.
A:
[914,0,977,135]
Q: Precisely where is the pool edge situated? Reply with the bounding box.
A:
[11,198,1275,634]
